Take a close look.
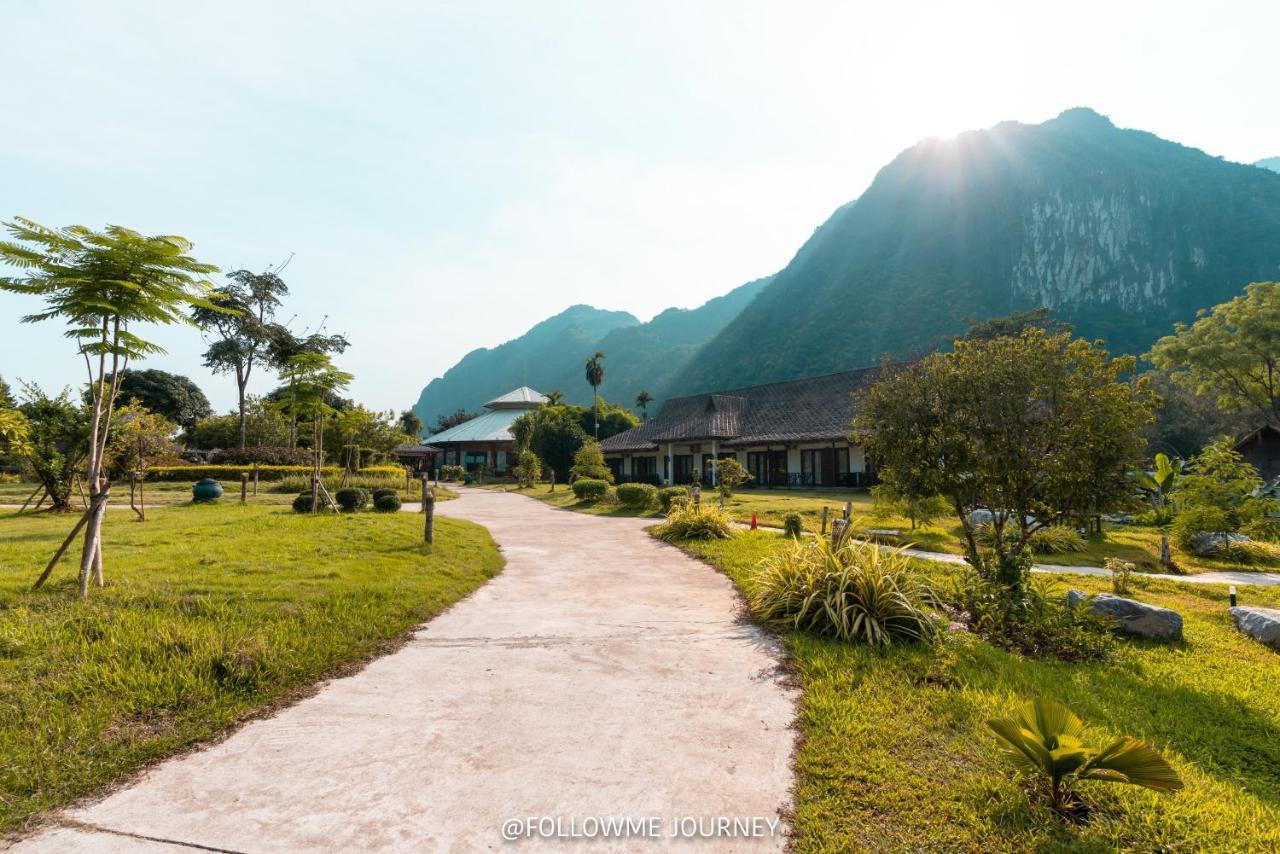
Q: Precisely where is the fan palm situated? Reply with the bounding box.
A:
[987,697,1182,813]
[635,389,653,421]
[584,351,605,438]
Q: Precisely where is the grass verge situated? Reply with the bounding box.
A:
[0,502,501,836]
[675,530,1280,851]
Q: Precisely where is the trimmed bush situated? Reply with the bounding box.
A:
[372,488,398,502]
[207,446,311,466]
[654,503,733,541]
[1028,525,1087,554]
[616,482,657,509]
[291,492,331,513]
[373,493,402,513]
[440,464,466,482]
[334,487,368,512]
[572,478,609,501]
[783,512,804,539]
[657,485,690,512]
[147,464,404,482]
[752,538,938,646]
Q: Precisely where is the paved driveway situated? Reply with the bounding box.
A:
[14,488,796,853]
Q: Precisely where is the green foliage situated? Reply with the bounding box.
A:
[1174,440,1264,525]
[657,485,690,512]
[570,439,613,482]
[870,484,949,530]
[430,409,479,434]
[373,493,402,513]
[783,512,804,539]
[571,477,609,501]
[1105,558,1136,595]
[1134,452,1183,511]
[511,405,587,478]
[859,328,1157,593]
[439,464,466,482]
[987,697,1182,815]
[616,482,657,508]
[106,403,178,480]
[0,375,13,409]
[1027,525,1087,555]
[185,396,293,450]
[15,384,91,511]
[397,409,423,438]
[334,487,368,512]
[371,487,397,502]
[511,449,542,489]
[206,445,312,466]
[654,503,734,541]
[150,464,338,482]
[635,389,653,420]
[954,575,1113,662]
[578,398,640,441]
[1241,515,1280,543]
[111,369,212,430]
[585,350,605,409]
[752,537,937,646]
[1170,505,1231,550]
[1148,281,1280,427]
[714,457,752,497]
[292,492,330,513]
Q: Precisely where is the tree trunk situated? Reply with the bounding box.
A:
[236,378,248,449]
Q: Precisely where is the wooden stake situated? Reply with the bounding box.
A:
[821,506,829,535]
[422,476,435,544]
[252,462,259,495]
[240,472,249,504]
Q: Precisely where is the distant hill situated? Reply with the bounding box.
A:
[411,305,637,431]
[411,277,770,430]
[1258,157,1280,174]
[670,108,1280,394]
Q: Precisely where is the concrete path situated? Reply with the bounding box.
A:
[13,489,796,853]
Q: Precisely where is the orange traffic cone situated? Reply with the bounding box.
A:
[750,513,757,530]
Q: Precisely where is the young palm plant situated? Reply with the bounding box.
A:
[1135,452,1183,568]
[987,697,1182,816]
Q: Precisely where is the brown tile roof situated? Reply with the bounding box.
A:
[600,366,884,453]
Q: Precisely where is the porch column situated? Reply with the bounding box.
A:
[710,438,718,486]
[667,443,673,486]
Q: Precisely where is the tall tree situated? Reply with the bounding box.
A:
[0,218,218,595]
[544,390,565,406]
[635,389,653,421]
[584,351,605,439]
[858,328,1157,595]
[398,409,424,439]
[193,268,288,448]
[265,325,350,447]
[278,353,352,512]
[430,409,479,435]
[109,368,212,430]
[0,375,14,408]
[1148,281,1280,429]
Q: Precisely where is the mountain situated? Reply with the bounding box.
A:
[411,305,637,430]
[411,277,770,430]
[1258,157,1280,174]
[670,108,1280,395]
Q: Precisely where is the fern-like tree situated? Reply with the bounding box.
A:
[544,390,565,406]
[635,389,653,421]
[193,268,288,449]
[279,352,353,512]
[1,219,219,595]
[585,351,605,439]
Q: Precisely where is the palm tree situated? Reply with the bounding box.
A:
[987,697,1181,814]
[635,390,653,421]
[544,390,565,406]
[1135,452,1184,568]
[584,351,605,439]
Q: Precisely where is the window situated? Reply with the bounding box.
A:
[633,456,657,477]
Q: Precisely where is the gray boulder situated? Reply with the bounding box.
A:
[1090,594,1183,642]
[1066,589,1087,609]
[1190,531,1250,557]
[1229,606,1280,650]
[968,509,994,528]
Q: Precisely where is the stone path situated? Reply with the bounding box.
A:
[14,489,795,853]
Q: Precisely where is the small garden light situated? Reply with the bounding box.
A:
[1229,585,1237,607]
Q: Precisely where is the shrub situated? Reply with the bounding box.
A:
[1241,515,1280,543]
[1171,505,1231,550]
[1028,525,1087,554]
[512,449,542,489]
[870,484,949,530]
[782,512,803,539]
[657,485,690,512]
[570,440,613,483]
[952,574,1112,662]
[372,487,397,502]
[440,464,466,482]
[751,537,938,646]
[292,492,331,513]
[373,493,402,513]
[334,487,368,512]
[714,457,752,496]
[616,482,657,508]
[571,478,609,501]
[987,697,1182,817]
[654,503,734,541]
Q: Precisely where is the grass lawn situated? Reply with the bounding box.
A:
[0,479,457,509]
[500,483,1279,574]
[676,531,1280,851]
[0,502,502,836]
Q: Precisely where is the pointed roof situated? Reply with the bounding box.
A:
[484,387,548,410]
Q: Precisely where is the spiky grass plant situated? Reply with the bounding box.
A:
[751,534,938,646]
[654,502,734,541]
[987,697,1182,817]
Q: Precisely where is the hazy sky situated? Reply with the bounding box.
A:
[2,1,1277,413]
